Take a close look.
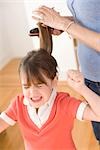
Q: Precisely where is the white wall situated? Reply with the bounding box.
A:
[0,2,12,69]
[0,0,33,69]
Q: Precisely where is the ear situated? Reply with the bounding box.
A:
[52,75,58,88]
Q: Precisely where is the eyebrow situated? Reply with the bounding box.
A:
[22,84,30,86]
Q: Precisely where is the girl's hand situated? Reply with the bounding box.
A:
[67,70,85,94]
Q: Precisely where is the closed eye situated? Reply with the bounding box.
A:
[22,84,30,89]
[23,86,30,89]
[36,84,44,88]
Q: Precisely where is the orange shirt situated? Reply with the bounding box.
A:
[4,92,81,150]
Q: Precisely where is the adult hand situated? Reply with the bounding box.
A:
[32,6,72,31]
[50,16,74,35]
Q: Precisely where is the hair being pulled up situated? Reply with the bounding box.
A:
[19,48,58,85]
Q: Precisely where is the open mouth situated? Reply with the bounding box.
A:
[30,97,42,103]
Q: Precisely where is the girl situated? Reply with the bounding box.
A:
[0,49,100,150]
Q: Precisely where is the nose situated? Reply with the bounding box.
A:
[29,86,39,96]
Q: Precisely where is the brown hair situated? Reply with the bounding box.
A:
[19,49,58,85]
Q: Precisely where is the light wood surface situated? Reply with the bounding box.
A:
[0,58,99,150]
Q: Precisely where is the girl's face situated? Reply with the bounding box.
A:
[20,72,57,108]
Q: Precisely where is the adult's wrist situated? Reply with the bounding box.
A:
[64,21,75,34]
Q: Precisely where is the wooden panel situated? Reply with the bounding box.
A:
[0,125,24,150]
[0,58,21,87]
[0,59,24,150]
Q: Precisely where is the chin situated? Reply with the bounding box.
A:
[30,102,41,108]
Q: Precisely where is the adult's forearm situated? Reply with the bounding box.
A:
[32,6,100,52]
[64,21,100,52]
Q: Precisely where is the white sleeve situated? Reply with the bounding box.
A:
[76,101,88,121]
[0,112,16,126]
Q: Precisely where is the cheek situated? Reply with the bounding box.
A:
[22,89,30,98]
[42,87,52,99]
